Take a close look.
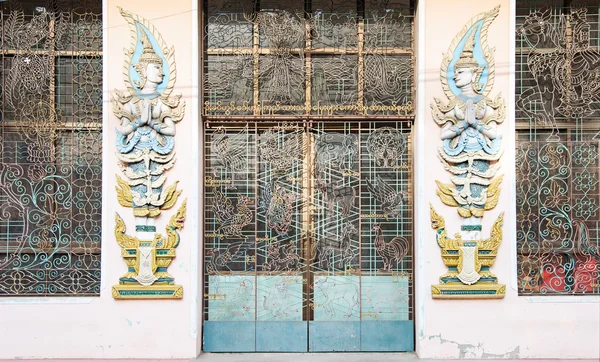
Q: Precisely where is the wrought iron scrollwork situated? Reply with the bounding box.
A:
[0,1,102,296]
[515,2,600,295]
[516,139,599,294]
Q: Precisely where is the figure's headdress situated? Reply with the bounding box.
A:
[455,30,479,68]
[454,29,484,93]
[138,29,162,65]
[133,29,162,88]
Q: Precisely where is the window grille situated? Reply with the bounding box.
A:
[516,0,600,295]
[203,0,414,120]
[0,0,102,296]
[202,0,415,352]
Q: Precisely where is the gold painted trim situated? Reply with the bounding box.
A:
[115,174,133,208]
[112,285,183,299]
[431,283,506,299]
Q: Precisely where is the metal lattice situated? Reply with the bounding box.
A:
[203,122,413,323]
[0,1,102,296]
[516,0,600,295]
[203,0,414,119]
[203,1,414,351]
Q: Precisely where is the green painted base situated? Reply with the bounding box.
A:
[431,283,505,299]
[112,284,183,299]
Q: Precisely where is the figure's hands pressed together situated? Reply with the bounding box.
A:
[140,99,151,126]
[465,101,478,126]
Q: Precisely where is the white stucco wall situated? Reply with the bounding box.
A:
[414,0,600,359]
[0,0,598,359]
[0,0,202,359]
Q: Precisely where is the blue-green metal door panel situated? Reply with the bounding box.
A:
[203,321,255,352]
[308,321,361,351]
[203,124,415,352]
[360,321,414,351]
[256,321,308,352]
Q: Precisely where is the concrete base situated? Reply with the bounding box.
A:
[1,355,598,362]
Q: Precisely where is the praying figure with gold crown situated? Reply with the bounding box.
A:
[429,6,506,298]
[110,8,187,298]
[431,7,505,241]
[112,11,185,241]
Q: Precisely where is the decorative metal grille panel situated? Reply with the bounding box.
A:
[203,0,415,351]
[516,0,600,295]
[516,134,599,294]
[203,0,414,119]
[0,1,102,296]
[203,122,413,350]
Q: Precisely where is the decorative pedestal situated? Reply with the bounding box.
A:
[112,200,187,300]
[430,205,506,299]
[431,284,505,299]
[112,245,183,299]
[112,284,183,299]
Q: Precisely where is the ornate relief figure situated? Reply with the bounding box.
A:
[111,8,186,299]
[432,6,505,238]
[430,6,506,299]
[113,16,184,227]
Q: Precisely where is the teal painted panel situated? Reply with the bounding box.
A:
[309,321,360,351]
[360,320,414,351]
[208,275,255,321]
[361,275,410,320]
[256,321,308,352]
[203,321,255,352]
[313,276,360,321]
[257,275,304,321]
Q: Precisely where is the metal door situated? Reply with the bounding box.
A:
[202,122,413,352]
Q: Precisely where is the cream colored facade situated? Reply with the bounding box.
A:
[0,0,598,359]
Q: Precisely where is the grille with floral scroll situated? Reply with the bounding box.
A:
[0,1,102,296]
[516,1,600,295]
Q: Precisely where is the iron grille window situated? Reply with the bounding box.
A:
[0,1,102,296]
[203,0,414,120]
[516,0,600,295]
[202,0,415,352]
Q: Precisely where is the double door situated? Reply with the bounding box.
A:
[203,122,413,352]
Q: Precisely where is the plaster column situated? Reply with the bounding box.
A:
[414,0,599,359]
[102,0,201,357]
[0,1,201,359]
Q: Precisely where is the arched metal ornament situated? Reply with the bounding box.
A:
[111,8,186,299]
[430,6,506,299]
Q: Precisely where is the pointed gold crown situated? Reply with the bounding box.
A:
[454,29,479,69]
[137,29,162,65]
